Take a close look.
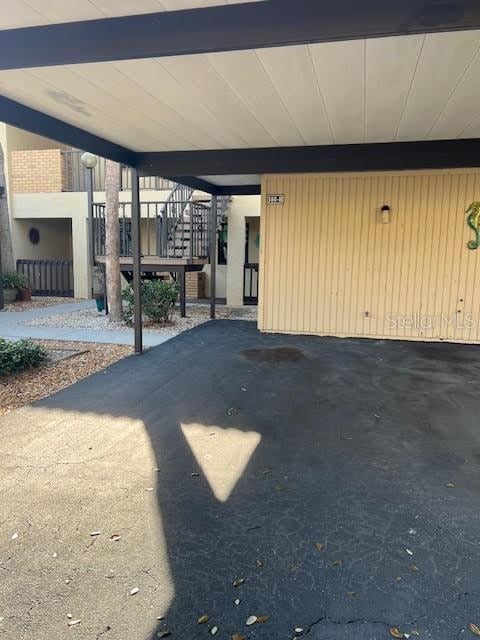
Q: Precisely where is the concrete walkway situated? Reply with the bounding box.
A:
[0,300,173,347]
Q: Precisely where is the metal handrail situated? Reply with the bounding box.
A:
[92,200,211,260]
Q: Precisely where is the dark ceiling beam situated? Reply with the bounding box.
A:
[167,176,220,194]
[165,176,261,195]
[0,0,479,70]
[0,95,135,165]
[216,185,261,196]
[136,139,480,176]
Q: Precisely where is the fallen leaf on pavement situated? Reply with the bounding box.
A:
[233,578,245,587]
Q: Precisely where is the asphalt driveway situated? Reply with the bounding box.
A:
[1,320,480,639]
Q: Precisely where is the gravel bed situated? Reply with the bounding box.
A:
[3,296,79,312]
[21,303,257,336]
[0,340,132,416]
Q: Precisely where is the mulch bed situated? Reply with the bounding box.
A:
[0,340,132,416]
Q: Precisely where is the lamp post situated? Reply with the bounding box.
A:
[80,152,97,297]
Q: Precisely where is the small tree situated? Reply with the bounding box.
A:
[0,142,14,273]
[104,160,123,322]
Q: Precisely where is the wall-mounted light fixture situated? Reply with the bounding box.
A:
[381,204,391,224]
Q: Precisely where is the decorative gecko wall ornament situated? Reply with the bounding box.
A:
[466,201,480,250]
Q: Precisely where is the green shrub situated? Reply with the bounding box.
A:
[0,338,48,376]
[1,271,29,289]
[122,279,179,325]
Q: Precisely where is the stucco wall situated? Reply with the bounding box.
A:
[260,170,480,343]
[12,192,89,298]
[12,219,72,260]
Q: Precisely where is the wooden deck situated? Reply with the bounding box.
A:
[95,255,208,272]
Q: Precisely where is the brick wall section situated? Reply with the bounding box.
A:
[10,149,70,193]
[186,272,206,299]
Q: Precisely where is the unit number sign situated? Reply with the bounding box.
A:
[266,194,285,205]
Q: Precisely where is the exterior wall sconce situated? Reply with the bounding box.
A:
[381,204,391,224]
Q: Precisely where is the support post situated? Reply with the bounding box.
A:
[180,269,186,318]
[210,195,217,320]
[0,235,3,311]
[131,167,143,354]
[85,167,95,298]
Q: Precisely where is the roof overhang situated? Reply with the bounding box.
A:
[1,0,480,194]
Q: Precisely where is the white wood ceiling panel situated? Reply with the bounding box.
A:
[160,54,277,147]
[25,66,181,150]
[89,0,167,17]
[256,45,333,145]
[20,0,106,23]
[365,35,424,142]
[429,49,480,139]
[0,70,155,150]
[0,2,48,29]
[396,31,480,140]
[309,40,366,144]
[74,62,223,150]
[0,32,479,152]
[118,57,250,148]
[207,49,305,146]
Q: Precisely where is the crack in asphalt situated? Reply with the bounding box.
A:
[303,615,394,637]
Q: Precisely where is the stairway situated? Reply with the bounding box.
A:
[161,187,229,260]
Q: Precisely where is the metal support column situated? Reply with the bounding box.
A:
[131,167,143,354]
[85,167,95,298]
[210,194,217,320]
[179,269,186,318]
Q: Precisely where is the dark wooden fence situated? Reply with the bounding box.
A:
[17,259,74,297]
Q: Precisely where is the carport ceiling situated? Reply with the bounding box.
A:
[1,0,480,194]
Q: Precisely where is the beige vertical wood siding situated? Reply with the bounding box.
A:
[259,170,480,343]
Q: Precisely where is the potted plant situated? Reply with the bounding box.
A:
[1,271,27,304]
[17,274,32,301]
